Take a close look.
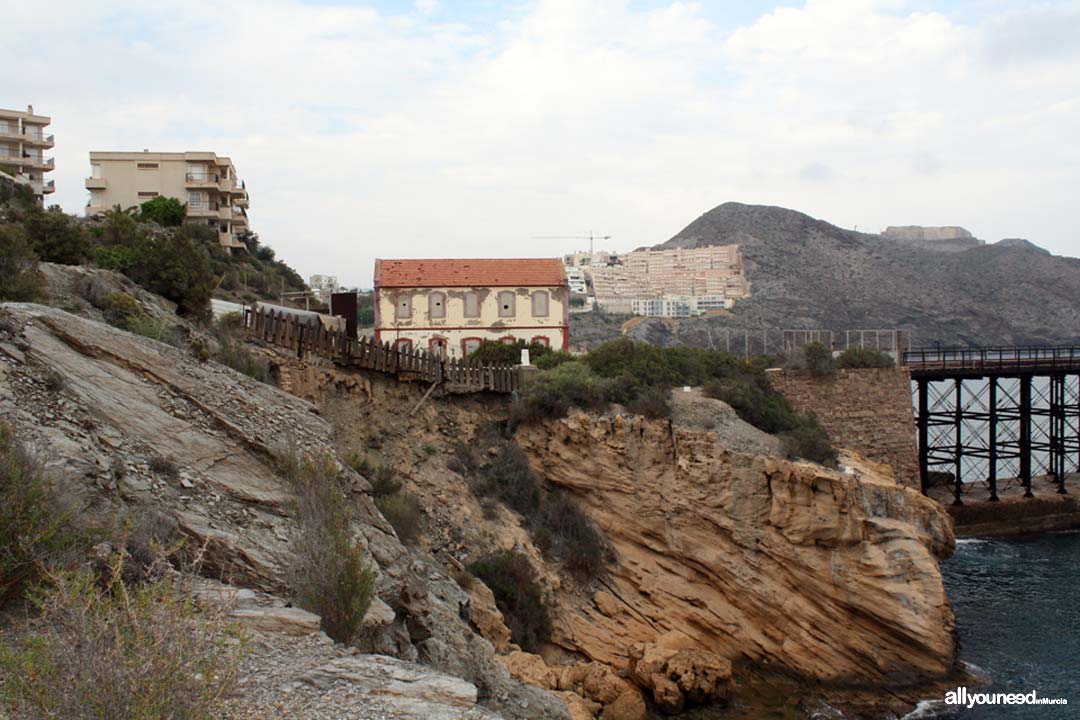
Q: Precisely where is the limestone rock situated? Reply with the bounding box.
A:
[516,411,957,686]
[467,577,513,651]
[502,650,558,690]
[628,640,732,712]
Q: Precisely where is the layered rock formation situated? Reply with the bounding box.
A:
[515,411,957,687]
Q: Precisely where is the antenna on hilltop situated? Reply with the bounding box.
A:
[531,231,612,255]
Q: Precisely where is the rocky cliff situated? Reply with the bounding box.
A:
[0,303,568,720]
[515,411,957,687]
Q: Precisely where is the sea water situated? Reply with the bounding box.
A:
[933,532,1080,718]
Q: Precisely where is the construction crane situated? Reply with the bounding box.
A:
[531,231,612,256]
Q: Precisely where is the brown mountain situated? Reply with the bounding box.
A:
[625,202,1080,348]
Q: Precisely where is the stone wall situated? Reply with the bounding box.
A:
[769,368,919,488]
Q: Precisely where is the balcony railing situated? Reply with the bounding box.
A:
[185,172,220,183]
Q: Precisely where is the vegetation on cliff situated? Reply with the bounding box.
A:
[511,337,837,465]
[0,183,305,319]
[466,550,552,653]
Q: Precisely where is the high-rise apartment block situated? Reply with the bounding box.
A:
[85,151,250,250]
[0,105,55,204]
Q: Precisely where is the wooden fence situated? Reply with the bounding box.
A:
[246,308,520,394]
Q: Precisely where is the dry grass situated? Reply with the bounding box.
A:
[0,555,245,720]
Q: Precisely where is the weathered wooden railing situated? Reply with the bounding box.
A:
[246,308,519,394]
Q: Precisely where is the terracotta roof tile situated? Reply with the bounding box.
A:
[375,258,567,288]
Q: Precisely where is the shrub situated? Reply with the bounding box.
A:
[510,361,608,424]
[128,233,213,320]
[42,369,66,393]
[534,349,575,370]
[374,492,422,546]
[469,339,552,366]
[149,454,179,481]
[0,224,44,302]
[803,342,836,378]
[215,339,271,383]
[99,291,144,329]
[703,376,800,434]
[422,443,438,456]
[534,492,611,579]
[779,414,838,466]
[24,208,90,265]
[93,245,140,273]
[139,196,185,228]
[0,423,73,607]
[368,465,401,498]
[837,347,896,369]
[343,451,373,477]
[467,551,551,652]
[0,558,245,720]
[471,445,541,516]
[286,453,374,644]
[626,385,671,419]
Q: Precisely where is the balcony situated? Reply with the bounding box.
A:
[185,172,220,189]
[85,176,107,190]
[0,126,19,142]
[43,180,55,194]
[186,202,220,219]
[24,156,53,170]
[23,133,54,148]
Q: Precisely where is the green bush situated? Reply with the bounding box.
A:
[702,376,799,434]
[139,196,185,227]
[286,454,374,644]
[779,414,838,466]
[93,245,140,273]
[0,558,245,720]
[24,208,90,265]
[534,350,575,370]
[129,233,213,320]
[368,464,401,498]
[837,347,896,369]
[510,361,608,424]
[0,224,44,302]
[468,339,552,366]
[626,385,672,419]
[215,340,271,383]
[803,342,836,378]
[466,441,609,580]
[0,423,74,607]
[467,551,551,652]
[374,492,422,546]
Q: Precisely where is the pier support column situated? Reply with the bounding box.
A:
[1020,375,1034,498]
[989,377,999,502]
[918,379,929,495]
[953,379,963,506]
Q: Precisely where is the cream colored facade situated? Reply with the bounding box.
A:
[375,285,569,359]
[0,105,55,204]
[589,244,750,315]
[85,151,250,249]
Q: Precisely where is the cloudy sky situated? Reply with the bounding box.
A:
[5,0,1078,287]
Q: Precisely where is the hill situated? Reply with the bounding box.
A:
[626,202,1080,347]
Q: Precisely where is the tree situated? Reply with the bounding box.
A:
[139,196,185,227]
[0,225,45,301]
[128,231,213,319]
[23,207,90,265]
[100,205,141,246]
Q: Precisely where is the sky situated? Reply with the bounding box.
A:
[4,0,1079,288]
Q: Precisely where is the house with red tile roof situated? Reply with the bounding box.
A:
[373,258,569,358]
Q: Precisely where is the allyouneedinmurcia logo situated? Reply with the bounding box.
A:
[945,687,1068,709]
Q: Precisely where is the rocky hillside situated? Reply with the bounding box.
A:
[0,303,566,720]
[634,202,1080,347]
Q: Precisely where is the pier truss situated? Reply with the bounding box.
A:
[904,348,1080,503]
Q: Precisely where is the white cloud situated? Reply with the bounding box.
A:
[2,0,1078,287]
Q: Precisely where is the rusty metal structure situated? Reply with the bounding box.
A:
[903,347,1080,503]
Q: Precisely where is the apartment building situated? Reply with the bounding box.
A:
[0,105,55,204]
[310,274,340,303]
[85,151,250,250]
[374,258,569,358]
[589,244,750,316]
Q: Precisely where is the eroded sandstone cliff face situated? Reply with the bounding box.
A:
[515,411,956,687]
